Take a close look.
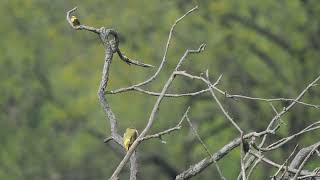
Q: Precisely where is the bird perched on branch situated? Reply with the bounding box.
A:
[71,15,80,26]
[123,128,138,152]
[242,140,250,154]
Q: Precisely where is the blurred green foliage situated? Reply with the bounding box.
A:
[0,0,319,179]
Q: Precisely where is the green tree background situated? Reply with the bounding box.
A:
[0,0,319,179]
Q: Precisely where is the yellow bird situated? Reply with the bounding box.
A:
[123,128,138,152]
[71,15,80,26]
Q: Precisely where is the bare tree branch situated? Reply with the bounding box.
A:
[292,144,319,180]
[290,142,320,171]
[109,43,206,179]
[175,130,273,180]
[117,48,154,68]
[273,144,298,179]
[249,151,313,176]
[204,72,246,179]
[238,74,320,179]
[262,121,320,151]
[185,115,226,180]
[108,6,199,95]
[66,7,101,34]
[140,107,189,142]
[67,4,320,180]
[66,7,154,180]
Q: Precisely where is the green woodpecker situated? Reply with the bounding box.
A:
[123,128,138,152]
[71,16,80,26]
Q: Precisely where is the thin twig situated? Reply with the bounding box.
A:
[109,6,199,94]
[249,151,313,176]
[107,86,211,97]
[261,122,320,151]
[109,74,320,109]
[273,144,298,179]
[238,75,320,180]
[186,115,226,180]
[204,71,246,180]
[246,154,262,180]
[117,49,154,68]
[66,7,101,34]
[175,130,273,179]
[291,142,320,179]
[109,44,206,180]
[140,107,190,142]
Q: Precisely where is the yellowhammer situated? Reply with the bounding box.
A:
[71,16,80,26]
[123,128,138,152]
